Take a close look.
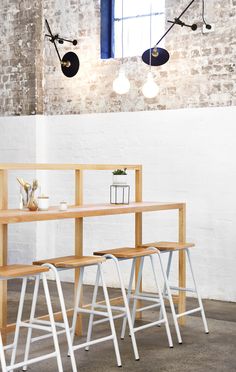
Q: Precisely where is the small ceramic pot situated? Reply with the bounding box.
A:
[113,174,127,185]
[59,201,68,211]
[38,196,49,211]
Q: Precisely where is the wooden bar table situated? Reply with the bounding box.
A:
[0,163,186,340]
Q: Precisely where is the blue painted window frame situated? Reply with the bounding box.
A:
[100,0,115,59]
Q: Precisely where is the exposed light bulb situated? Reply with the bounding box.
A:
[142,72,159,98]
[113,69,130,95]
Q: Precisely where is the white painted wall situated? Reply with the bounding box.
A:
[0,117,38,263]
[1,106,236,301]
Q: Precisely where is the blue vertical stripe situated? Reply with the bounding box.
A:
[101,0,115,59]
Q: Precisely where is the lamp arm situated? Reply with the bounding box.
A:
[154,0,196,47]
[45,19,62,63]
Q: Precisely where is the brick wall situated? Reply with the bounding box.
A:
[0,0,43,116]
[1,0,236,115]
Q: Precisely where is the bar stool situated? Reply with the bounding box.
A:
[140,242,209,343]
[94,247,173,350]
[0,264,63,372]
[31,255,122,370]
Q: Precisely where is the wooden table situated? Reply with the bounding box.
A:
[0,164,186,340]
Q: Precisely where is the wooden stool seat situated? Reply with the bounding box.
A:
[94,247,156,259]
[33,255,105,268]
[140,242,195,251]
[0,264,49,278]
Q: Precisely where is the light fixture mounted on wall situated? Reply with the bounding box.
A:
[45,19,80,77]
[142,0,212,67]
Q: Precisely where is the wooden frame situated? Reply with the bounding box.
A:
[0,170,8,343]
[0,163,187,339]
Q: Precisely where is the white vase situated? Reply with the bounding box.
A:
[113,174,127,185]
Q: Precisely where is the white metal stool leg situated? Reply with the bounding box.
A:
[85,265,100,351]
[70,267,84,348]
[162,251,173,301]
[149,255,173,348]
[186,249,209,334]
[22,275,40,371]
[120,257,136,340]
[44,264,78,372]
[10,277,28,371]
[155,250,183,344]
[42,273,63,372]
[158,252,173,321]
[131,257,145,327]
[98,263,122,367]
[0,332,7,372]
[105,254,139,361]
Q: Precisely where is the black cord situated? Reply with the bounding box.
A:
[202,0,207,25]
[202,0,211,29]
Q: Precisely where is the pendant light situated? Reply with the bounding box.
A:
[142,3,159,99]
[113,0,130,95]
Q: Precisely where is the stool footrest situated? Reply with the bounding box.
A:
[6,352,57,371]
[169,285,196,293]
[133,294,161,303]
[133,319,166,333]
[19,321,52,333]
[136,303,161,312]
[136,292,159,299]
[93,313,126,325]
[33,319,66,329]
[176,307,202,318]
[77,307,108,317]
[31,328,70,344]
[95,304,126,312]
[3,342,15,351]
[73,335,114,351]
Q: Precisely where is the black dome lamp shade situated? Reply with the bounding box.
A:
[45,19,79,77]
[142,47,169,66]
[61,52,80,77]
[142,0,198,67]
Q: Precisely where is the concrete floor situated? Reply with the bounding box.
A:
[4,280,236,372]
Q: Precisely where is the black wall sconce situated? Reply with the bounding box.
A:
[142,0,212,67]
[45,19,80,77]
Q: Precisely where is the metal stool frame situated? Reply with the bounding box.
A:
[159,247,209,340]
[0,271,63,372]
[92,252,174,353]
[122,247,209,344]
[22,261,122,371]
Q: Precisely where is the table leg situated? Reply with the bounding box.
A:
[178,204,186,325]
[0,170,8,344]
[135,168,142,319]
[75,170,83,336]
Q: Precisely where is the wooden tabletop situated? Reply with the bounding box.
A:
[0,163,141,171]
[0,201,184,224]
